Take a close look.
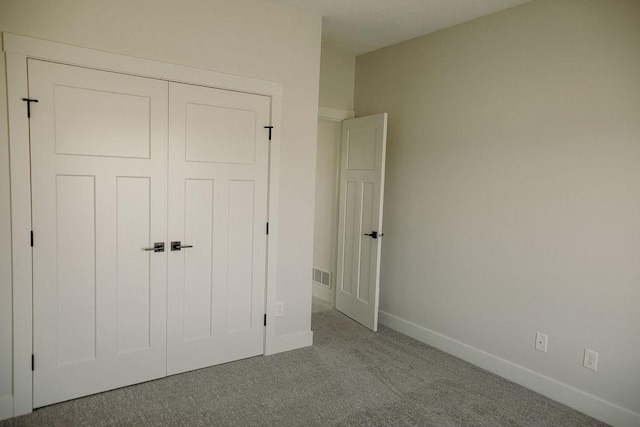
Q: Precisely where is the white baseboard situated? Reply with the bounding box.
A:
[0,394,13,422]
[312,282,333,305]
[270,330,313,355]
[378,310,640,427]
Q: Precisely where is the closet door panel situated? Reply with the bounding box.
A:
[167,82,270,374]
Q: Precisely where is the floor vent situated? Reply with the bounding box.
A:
[312,267,331,288]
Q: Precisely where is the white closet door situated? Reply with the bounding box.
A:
[167,82,270,375]
[29,60,169,407]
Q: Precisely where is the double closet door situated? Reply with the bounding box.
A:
[29,60,270,407]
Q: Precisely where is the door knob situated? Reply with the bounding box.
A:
[171,241,194,251]
[363,231,384,239]
[143,242,165,252]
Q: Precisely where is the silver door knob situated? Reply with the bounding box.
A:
[171,241,194,251]
[143,242,165,252]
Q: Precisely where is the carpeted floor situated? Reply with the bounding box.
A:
[2,300,606,426]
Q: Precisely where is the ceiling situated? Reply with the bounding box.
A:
[275,0,531,55]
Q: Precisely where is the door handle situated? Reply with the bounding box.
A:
[171,241,194,251]
[143,242,165,252]
[363,231,384,239]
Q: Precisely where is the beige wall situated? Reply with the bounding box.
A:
[355,0,640,421]
[319,43,355,111]
[0,0,321,415]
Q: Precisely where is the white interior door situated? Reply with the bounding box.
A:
[29,59,169,407]
[335,113,388,331]
[167,82,270,375]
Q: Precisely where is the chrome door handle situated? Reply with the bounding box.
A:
[171,241,194,251]
[144,242,165,252]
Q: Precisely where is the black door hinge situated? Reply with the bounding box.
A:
[31,354,34,371]
[264,314,267,326]
[22,98,39,118]
[266,222,269,235]
[264,126,273,141]
[30,231,34,247]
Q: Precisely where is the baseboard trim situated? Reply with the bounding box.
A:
[0,394,13,421]
[312,282,333,304]
[378,310,640,427]
[269,330,313,355]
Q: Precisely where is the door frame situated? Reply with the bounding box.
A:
[313,107,355,307]
[4,32,283,418]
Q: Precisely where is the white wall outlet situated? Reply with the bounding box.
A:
[535,332,548,352]
[583,348,598,371]
[276,301,284,317]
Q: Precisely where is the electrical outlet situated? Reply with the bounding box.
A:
[583,349,598,371]
[276,301,284,317]
[535,332,548,352]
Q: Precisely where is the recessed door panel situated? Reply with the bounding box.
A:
[358,182,375,303]
[342,181,358,295]
[227,180,255,333]
[346,127,377,170]
[116,177,151,354]
[185,103,256,164]
[56,175,97,365]
[183,179,215,341]
[54,80,151,158]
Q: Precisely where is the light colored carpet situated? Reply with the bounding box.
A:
[2,301,606,426]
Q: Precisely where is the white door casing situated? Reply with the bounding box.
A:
[335,113,388,331]
[167,82,270,374]
[29,59,169,407]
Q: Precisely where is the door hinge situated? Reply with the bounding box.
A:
[21,98,39,118]
[266,222,269,235]
[30,231,34,247]
[264,126,273,141]
[264,314,267,326]
[31,354,34,371]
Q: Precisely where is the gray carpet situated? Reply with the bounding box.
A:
[2,301,606,426]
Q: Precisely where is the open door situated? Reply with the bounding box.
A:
[335,113,387,331]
